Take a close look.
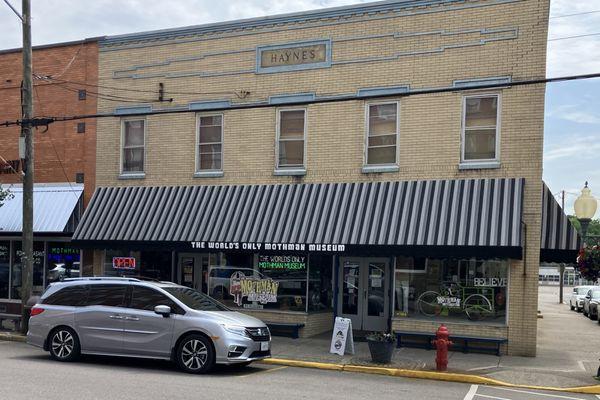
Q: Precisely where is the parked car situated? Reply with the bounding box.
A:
[26,277,271,374]
[569,285,594,312]
[47,262,80,283]
[582,288,600,320]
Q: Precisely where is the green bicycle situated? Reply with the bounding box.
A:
[416,283,494,321]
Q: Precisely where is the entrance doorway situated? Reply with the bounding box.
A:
[338,258,390,331]
[177,253,209,293]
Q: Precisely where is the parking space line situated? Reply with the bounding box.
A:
[239,365,288,378]
[577,360,587,371]
[475,394,512,400]
[486,386,589,400]
[463,384,479,400]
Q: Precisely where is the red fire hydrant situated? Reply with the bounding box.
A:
[432,324,452,371]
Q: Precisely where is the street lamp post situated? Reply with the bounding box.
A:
[574,182,598,248]
[573,182,598,300]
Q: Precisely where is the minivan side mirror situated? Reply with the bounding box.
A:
[154,305,171,317]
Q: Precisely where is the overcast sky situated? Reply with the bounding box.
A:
[1,0,599,217]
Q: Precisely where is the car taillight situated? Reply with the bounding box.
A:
[30,307,44,316]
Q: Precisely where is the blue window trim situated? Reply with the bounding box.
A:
[269,93,316,105]
[256,39,332,74]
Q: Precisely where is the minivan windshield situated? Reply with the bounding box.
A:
[164,287,229,311]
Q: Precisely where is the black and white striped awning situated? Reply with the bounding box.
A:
[73,178,524,255]
[541,182,580,263]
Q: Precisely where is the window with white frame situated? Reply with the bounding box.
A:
[121,119,145,173]
[197,115,223,171]
[462,95,500,162]
[277,109,306,169]
[366,102,398,166]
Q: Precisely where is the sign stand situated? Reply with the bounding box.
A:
[329,317,355,356]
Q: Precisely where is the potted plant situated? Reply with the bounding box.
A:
[576,246,600,282]
[366,331,396,364]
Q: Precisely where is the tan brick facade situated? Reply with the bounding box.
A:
[93,0,549,355]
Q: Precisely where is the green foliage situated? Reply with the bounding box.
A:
[0,187,14,208]
[568,216,600,246]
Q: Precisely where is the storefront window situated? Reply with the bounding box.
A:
[103,249,140,277]
[308,254,333,311]
[206,252,310,312]
[258,254,307,312]
[207,253,255,308]
[47,242,80,284]
[139,251,172,281]
[394,257,508,324]
[0,241,9,299]
[12,241,45,298]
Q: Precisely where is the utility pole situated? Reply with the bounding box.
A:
[20,0,33,334]
[559,190,565,305]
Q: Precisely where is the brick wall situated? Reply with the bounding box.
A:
[93,0,549,355]
[0,41,98,205]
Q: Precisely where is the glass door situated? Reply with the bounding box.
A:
[362,259,389,331]
[338,257,390,331]
[177,253,207,293]
[339,259,363,329]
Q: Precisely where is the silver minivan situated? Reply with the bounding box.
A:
[26,277,271,374]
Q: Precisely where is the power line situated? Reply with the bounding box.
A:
[42,76,252,98]
[548,32,600,41]
[550,10,600,19]
[2,71,600,128]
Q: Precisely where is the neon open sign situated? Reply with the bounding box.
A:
[113,257,136,270]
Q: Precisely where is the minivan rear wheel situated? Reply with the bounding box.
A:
[49,327,80,362]
[176,334,215,374]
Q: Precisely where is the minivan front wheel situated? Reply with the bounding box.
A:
[49,327,80,362]
[176,334,215,374]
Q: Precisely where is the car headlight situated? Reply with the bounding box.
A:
[221,325,249,338]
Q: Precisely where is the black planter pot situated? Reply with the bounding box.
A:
[367,338,396,364]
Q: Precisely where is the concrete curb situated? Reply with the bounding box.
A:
[0,332,26,343]
[261,358,600,395]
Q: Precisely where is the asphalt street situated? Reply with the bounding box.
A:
[0,341,598,400]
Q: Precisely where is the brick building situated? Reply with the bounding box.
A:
[0,39,99,313]
[73,0,578,356]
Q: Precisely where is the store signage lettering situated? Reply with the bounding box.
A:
[49,247,79,256]
[258,255,306,271]
[474,278,507,287]
[0,244,8,259]
[190,241,345,252]
[437,296,461,307]
[17,250,44,265]
[113,257,136,270]
[230,271,279,306]
[0,159,20,174]
[260,44,327,68]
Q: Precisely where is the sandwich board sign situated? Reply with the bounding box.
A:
[329,317,354,355]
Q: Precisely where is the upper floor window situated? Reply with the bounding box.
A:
[366,102,399,166]
[197,115,223,172]
[276,109,306,170]
[121,119,145,174]
[462,95,500,162]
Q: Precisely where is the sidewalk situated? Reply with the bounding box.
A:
[269,286,600,389]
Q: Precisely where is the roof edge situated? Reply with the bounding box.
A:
[0,36,104,55]
[100,0,464,46]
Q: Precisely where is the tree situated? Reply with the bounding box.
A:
[0,187,13,208]
[568,216,600,246]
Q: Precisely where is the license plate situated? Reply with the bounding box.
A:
[260,341,270,351]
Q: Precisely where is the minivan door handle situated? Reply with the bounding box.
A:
[109,315,123,319]
[124,316,139,321]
